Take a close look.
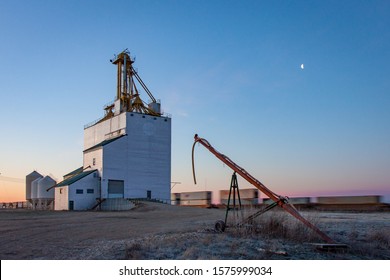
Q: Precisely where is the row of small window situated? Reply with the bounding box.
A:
[76,189,94,194]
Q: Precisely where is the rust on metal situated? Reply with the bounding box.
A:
[192,134,336,244]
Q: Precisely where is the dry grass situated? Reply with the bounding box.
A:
[227,208,322,243]
[123,208,390,260]
[124,231,266,260]
[367,229,390,247]
[1,203,389,260]
[123,209,328,260]
[346,228,390,259]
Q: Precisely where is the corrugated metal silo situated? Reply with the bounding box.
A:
[31,177,42,200]
[25,171,43,201]
[37,176,56,199]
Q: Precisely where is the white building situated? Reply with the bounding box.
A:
[83,112,171,201]
[54,169,99,210]
[53,50,171,210]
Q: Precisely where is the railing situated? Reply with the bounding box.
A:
[84,117,104,129]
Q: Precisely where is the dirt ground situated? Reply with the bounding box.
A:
[0,202,389,260]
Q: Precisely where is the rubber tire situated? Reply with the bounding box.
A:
[215,220,226,232]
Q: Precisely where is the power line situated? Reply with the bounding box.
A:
[0,176,24,183]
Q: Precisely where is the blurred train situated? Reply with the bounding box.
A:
[0,201,29,209]
[171,190,386,210]
[1,193,386,210]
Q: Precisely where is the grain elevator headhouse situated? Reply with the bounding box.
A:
[109,50,162,117]
[55,50,171,210]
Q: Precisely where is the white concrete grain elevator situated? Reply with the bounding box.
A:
[55,50,171,210]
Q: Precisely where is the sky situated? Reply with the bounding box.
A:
[0,0,389,203]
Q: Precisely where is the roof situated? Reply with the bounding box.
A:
[57,169,97,187]
[83,134,126,153]
[54,169,97,188]
[63,166,83,178]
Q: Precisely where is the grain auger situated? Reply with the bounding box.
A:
[192,134,336,244]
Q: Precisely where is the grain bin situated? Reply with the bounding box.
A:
[37,176,56,199]
[26,171,43,201]
[36,176,56,210]
[31,177,42,200]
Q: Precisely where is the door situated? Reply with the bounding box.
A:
[147,190,152,200]
[108,180,124,198]
[69,201,74,210]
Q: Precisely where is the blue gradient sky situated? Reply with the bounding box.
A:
[0,0,389,202]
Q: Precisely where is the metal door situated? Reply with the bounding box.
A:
[108,180,124,198]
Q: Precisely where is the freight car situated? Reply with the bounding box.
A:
[172,191,212,207]
[316,195,381,204]
[220,188,260,206]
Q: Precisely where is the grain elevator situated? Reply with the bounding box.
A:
[54,50,171,210]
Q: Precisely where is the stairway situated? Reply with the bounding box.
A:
[100,198,135,211]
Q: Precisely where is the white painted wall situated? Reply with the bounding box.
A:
[84,113,127,151]
[54,186,69,210]
[83,149,103,173]
[99,112,171,202]
[100,137,127,199]
[67,172,100,210]
[126,113,171,202]
[54,171,100,211]
[83,112,171,204]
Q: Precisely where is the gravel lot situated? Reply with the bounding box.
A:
[0,202,389,259]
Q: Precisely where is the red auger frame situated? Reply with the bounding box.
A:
[192,134,335,243]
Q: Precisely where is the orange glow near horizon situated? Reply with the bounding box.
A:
[0,181,25,203]
[1,176,389,204]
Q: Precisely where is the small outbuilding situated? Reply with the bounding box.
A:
[53,169,99,210]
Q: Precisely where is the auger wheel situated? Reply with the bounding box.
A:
[214,220,226,233]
